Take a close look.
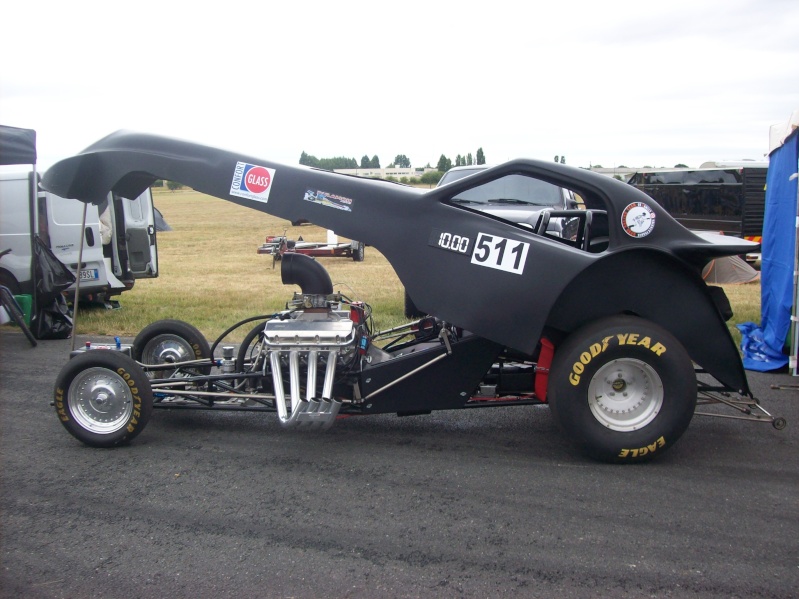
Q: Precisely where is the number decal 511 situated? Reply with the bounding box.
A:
[470,233,530,275]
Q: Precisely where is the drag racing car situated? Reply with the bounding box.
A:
[42,131,785,463]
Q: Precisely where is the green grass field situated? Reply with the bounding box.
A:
[13,188,762,346]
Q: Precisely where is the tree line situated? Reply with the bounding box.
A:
[299,148,486,176]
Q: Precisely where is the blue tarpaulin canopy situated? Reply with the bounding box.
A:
[738,110,799,371]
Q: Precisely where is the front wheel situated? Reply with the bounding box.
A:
[133,319,212,377]
[548,315,697,463]
[54,350,154,447]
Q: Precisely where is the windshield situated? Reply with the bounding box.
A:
[451,173,564,206]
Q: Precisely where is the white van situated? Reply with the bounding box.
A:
[0,171,158,303]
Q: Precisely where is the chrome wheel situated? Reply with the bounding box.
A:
[68,367,133,434]
[140,333,197,378]
[587,358,664,432]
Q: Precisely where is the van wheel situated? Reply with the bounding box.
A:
[0,271,21,295]
[54,350,153,447]
[133,319,212,377]
[548,315,696,463]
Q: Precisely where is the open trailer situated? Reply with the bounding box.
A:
[42,131,785,463]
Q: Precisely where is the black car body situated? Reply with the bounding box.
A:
[42,131,773,462]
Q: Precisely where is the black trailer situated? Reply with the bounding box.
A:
[627,165,767,263]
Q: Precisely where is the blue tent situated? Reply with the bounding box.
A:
[738,111,799,371]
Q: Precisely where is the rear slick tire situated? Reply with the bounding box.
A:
[548,315,696,463]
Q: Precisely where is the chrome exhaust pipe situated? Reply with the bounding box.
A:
[270,349,342,429]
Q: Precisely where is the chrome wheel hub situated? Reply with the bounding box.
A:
[587,358,664,432]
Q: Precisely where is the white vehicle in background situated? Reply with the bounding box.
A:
[0,170,159,303]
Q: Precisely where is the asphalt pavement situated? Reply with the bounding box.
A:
[1,328,797,599]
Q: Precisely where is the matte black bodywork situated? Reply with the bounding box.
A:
[41,131,757,394]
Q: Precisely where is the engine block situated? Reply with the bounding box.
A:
[263,311,357,429]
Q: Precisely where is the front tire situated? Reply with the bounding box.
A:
[54,350,153,447]
[548,315,696,463]
[133,319,212,377]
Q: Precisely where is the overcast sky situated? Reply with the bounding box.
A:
[2,0,797,172]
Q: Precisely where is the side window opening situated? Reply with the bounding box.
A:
[446,173,609,253]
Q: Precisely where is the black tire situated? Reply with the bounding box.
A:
[235,321,273,393]
[133,319,212,377]
[0,271,21,295]
[403,289,425,319]
[548,315,696,463]
[235,322,266,373]
[352,242,365,262]
[54,350,153,447]
[0,286,36,347]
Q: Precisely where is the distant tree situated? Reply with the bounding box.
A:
[437,154,452,172]
[456,154,464,167]
[400,176,409,184]
[554,155,560,163]
[360,155,371,168]
[166,180,183,191]
[467,153,473,166]
[476,148,485,165]
[299,151,320,167]
[593,164,603,169]
[421,170,444,185]
[393,154,410,168]
[370,155,381,168]
[674,163,688,168]
[618,165,628,168]
[560,156,565,164]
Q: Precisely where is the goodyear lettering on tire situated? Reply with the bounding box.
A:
[117,368,143,433]
[569,334,667,385]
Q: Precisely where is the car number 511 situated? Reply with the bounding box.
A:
[470,233,529,275]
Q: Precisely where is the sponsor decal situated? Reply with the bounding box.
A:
[621,202,656,238]
[303,189,353,212]
[568,333,666,386]
[470,232,529,275]
[429,229,471,254]
[230,162,276,203]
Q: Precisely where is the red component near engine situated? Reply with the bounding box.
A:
[535,337,555,402]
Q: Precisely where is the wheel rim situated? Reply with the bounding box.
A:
[141,334,197,378]
[587,358,664,432]
[68,367,134,434]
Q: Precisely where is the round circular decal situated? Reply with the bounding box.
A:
[621,202,656,238]
[244,166,272,194]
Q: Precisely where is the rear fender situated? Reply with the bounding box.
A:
[545,249,749,394]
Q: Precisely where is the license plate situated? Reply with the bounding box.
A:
[79,268,99,281]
